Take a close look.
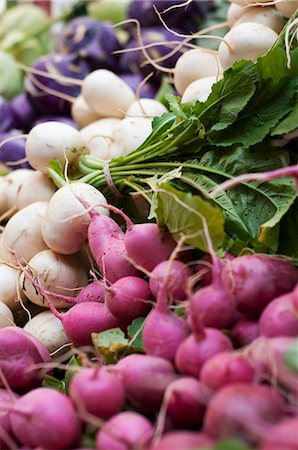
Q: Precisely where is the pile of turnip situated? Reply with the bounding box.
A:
[0,0,298,449]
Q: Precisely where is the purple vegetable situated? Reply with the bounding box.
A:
[0,129,32,170]
[120,73,157,98]
[25,53,89,115]
[0,96,18,132]
[127,0,208,33]
[149,259,192,301]
[231,319,260,347]
[10,94,37,132]
[119,27,186,81]
[56,17,122,71]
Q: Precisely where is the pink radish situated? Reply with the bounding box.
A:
[231,319,260,347]
[149,259,192,301]
[260,417,298,450]
[151,431,214,450]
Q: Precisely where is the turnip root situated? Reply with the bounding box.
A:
[96,411,154,450]
[116,354,177,413]
[203,383,286,445]
[75,280,105,303]
[218,22,279,70]
[110,117,153,157]
[231,319,260,347]
[106,276,152,324]
[0,388,18,449]
[259,285,298,337]
[276,1,298,18]
[69,367,125,419]
[0,264,22,311]
[80,118,120,160]
[181,76,218,104]
[227,3,249,27]
[24,310,70,353]
[0,169,34,218]
[151,431,214,450]
[149,260,192,301]
[41,183,109,255]
[71,94,104,128]
[234,7,285,34]
[9,387,81,449]
[221,255,298,317]
[25,121,88,172]
[0,302,14,328]
[0,201,48,264]
[174,48,223,95]
[82,69,136,118]
[260,417,298,450]
[126,99,168,118]
[16,172,57,210]
[21,249,88,308]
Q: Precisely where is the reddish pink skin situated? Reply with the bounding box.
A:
[0,389,18,448]
[62,301,120,346]
[88,213,123,260]
[175,330,233,378]
[221,255,298,318]
[96,412,154,450]
[195,252,234,287]
[149,260,192,301]
[106,276,152,324]
[204,383,286,445]
[9,388,81,449]
[0,327,49,392]
[69,367,125,419]
[260,417,298,450]
[166,378,211,427]
[151,431,214,450]
[125,223,177,272]
[117,354,177,413]
[259,289,298,337]
[143,310,190,361]
[191,281,236,329]
[200,352,255,390]
[75,281,105,303]
[231,319,260,347]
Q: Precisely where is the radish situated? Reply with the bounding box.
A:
[0,264,22,311]
[0,326,50,391]
[71,94,103,128]
[0,201,48,264]
[16,171,57,210]
[69,367,125,419]
[149,259,192,301]
[25,121,88,172]
[259,285,298,337]
[0,302,14,328]
[24,310,70,353]
[105,276,152,324]
[200,351,255,390]
[81,69,136,118]
[234,7,285,33]
[173,48,223,95]
[181,76,218,104]
[203,383,286,445]
[143,281,190,361]
[80,117,120,160]
[227,3,249,27]
[0,169,34,218]
[75,280,105,303]
[220,254,298,317]
[260,417,298,450]
[163,377,211,428]
[126,99,168,118]
[41,182,109,255]
[96,411,154,450]
[9,387,81,449]
[151,431,214,450]
[175,328,233,377]
[276,1,298,18]
[109,116,153,157]
[116,354,177,413]
[21,249,88,308]
[218,22,279,70]
[0,388,18,449]
[231,318,260,347]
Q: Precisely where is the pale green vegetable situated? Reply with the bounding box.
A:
[0,51,23,99]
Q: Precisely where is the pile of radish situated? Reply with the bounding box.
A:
[0,0,298,449]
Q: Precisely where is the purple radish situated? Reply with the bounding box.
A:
[0,327,50,392]
[69,367,125,419]
[164,377,211,428]
[9,387,81,449]
[203,383,286,445]
[142,281,190,361]
[149,259,192,301]
[231,319,260,347]
[259,286,298,337]
[221,255,298,318]
[96,411,154,450]
[175,328,233,378]
[151,431,214,450]
[116,354,177,413]
[200,352,255,390]
[105,276,152,324]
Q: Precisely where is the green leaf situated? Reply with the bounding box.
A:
[215,440,252,450]
[271,102,298,136]
[155,77,175,107]
[42,375,65,393]
[151,182,225,252]
[284,339,298,374]
[0,51,23,99]
[127,317,146,350]
[64,355,82,393]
